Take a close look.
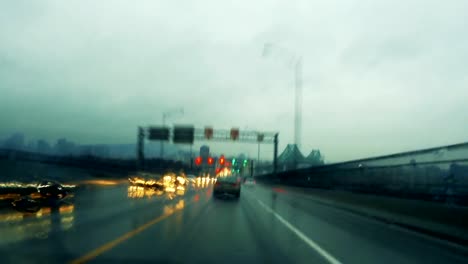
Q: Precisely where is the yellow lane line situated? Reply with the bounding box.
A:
[69,200,193,264]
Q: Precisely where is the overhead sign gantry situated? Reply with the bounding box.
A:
[137,126,279,175]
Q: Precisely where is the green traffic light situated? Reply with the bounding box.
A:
[232,158,236,165]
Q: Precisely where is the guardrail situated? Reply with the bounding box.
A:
[256,142,468,206]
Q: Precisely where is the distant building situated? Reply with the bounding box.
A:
[79,144,110,157]
[200,145,210,159]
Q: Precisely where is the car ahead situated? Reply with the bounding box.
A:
[243,177,256,187]
[213,176,241,198]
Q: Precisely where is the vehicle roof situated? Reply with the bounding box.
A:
[217,176,239,183]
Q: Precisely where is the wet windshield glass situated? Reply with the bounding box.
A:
[1,1,467,264]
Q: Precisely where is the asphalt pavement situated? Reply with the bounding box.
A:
[0,180,467,264]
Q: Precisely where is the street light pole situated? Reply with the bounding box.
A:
[294,57,302,151]
[263,43,303,168]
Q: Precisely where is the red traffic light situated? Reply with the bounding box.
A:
[208,157,214,165]
[219,155,225,165]
[195,156,202,166]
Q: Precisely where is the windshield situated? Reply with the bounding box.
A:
[1,1,467,264]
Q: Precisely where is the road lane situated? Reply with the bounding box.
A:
[0,184,202,263]
[248,184,468,264]
[92,187,325,264]
[0,181,466,264]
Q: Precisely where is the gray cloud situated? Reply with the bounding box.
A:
[1,0,467,162]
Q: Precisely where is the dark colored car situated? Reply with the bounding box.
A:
[37,181,67,200]
[213,176,241,198]
[12,197,41,213]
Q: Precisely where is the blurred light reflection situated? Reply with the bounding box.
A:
[127,186,164,199]
[0,203,75,245]
[175,200,184,210]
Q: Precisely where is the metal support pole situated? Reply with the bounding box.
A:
[190,144,193,171]
[257,143,260,164]
[273,133,278,177]
[250,160,254,177]
[257,143,260,175]
[137,127,145,171]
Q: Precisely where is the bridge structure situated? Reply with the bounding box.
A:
[256,141,468,206]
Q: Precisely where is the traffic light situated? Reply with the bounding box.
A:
[232,158,236,165]
[219,155,225,165]
[208,157,214,165]
[195,156,202,166]
[243,159,248,167]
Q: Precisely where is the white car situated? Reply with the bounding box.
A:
[243,178,256,187]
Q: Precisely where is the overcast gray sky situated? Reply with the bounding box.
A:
[1,0,467,162]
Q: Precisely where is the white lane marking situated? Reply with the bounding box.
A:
[256,199,343,264]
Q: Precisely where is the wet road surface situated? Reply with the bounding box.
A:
[0,180,467,264]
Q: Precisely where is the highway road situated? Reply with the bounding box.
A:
[0,179,467,264]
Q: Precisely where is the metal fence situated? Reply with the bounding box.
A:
[257,142,468,205]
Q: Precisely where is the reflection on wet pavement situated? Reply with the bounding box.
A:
[0,175,215,248]
[0,176,215,246]
[127,186,164,199]
[163,200,185,216]
[0,203,75,245]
